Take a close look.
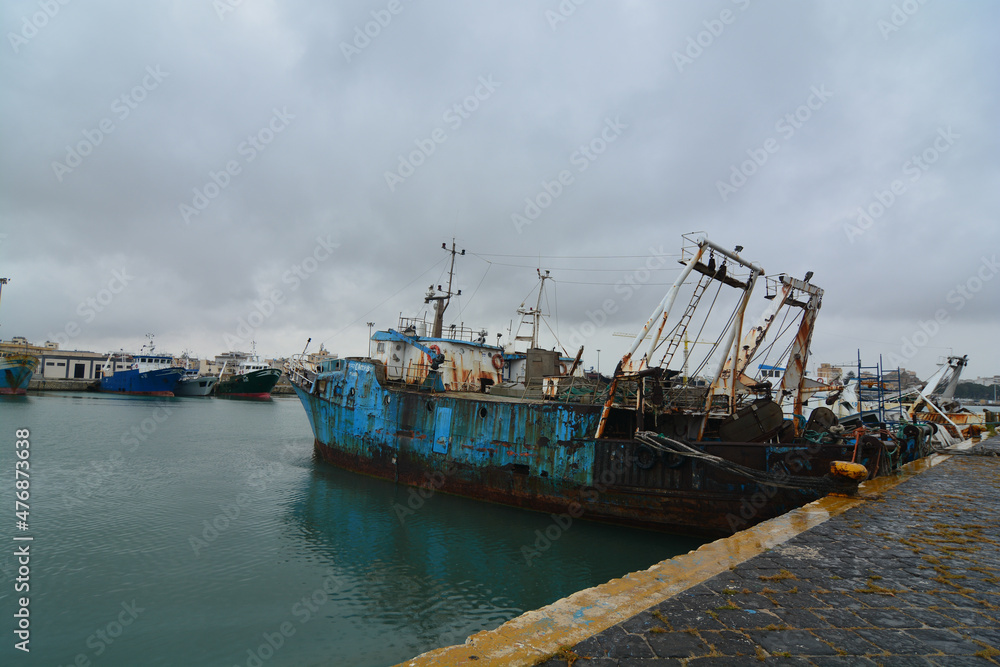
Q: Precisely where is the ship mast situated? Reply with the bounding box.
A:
[425,240,464,338]
[531,270,550,348]
[514,269,551,349]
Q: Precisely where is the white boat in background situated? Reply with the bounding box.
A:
[174,372,218,396]
[813,354,988,446]
[173,352,219,397]
[909,355,986,445]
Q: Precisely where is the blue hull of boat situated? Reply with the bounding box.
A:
[100,367,183,395]
[0,355,38,395]
[290,359,851,536]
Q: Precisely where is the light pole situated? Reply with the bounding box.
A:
[596,349,601,376]
[366,322,375,357]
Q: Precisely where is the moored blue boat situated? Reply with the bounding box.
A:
[99,336,183,396]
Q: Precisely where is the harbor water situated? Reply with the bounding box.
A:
[0,393,702,666]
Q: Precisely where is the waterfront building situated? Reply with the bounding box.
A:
[0,338,126,380]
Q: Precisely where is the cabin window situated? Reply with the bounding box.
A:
[376,342,385,354]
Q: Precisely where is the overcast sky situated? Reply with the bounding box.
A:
[1,0,997,380]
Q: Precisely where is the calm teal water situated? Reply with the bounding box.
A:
[0,393,702,666]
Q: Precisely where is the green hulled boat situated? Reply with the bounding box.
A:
[214,352,281,398]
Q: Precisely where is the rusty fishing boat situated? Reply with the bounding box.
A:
[286,234,934,536]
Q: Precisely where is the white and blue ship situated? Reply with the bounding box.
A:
[99,335,184,396]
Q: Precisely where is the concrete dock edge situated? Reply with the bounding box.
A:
[398,445,971,666]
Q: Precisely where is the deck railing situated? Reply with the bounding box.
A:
[284,354,316,392]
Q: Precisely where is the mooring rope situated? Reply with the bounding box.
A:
[635,431,855,494]
[928,442,1000,457]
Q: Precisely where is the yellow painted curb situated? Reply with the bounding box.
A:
[398,444,971,667]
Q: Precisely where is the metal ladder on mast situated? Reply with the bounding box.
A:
[658,272,713,370]
[513,309,537,346]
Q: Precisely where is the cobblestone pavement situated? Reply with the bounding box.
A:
[538,438,1000,666]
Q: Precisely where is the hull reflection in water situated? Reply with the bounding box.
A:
[286,457,703,663]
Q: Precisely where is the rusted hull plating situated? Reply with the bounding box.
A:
[291,359,915,536]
